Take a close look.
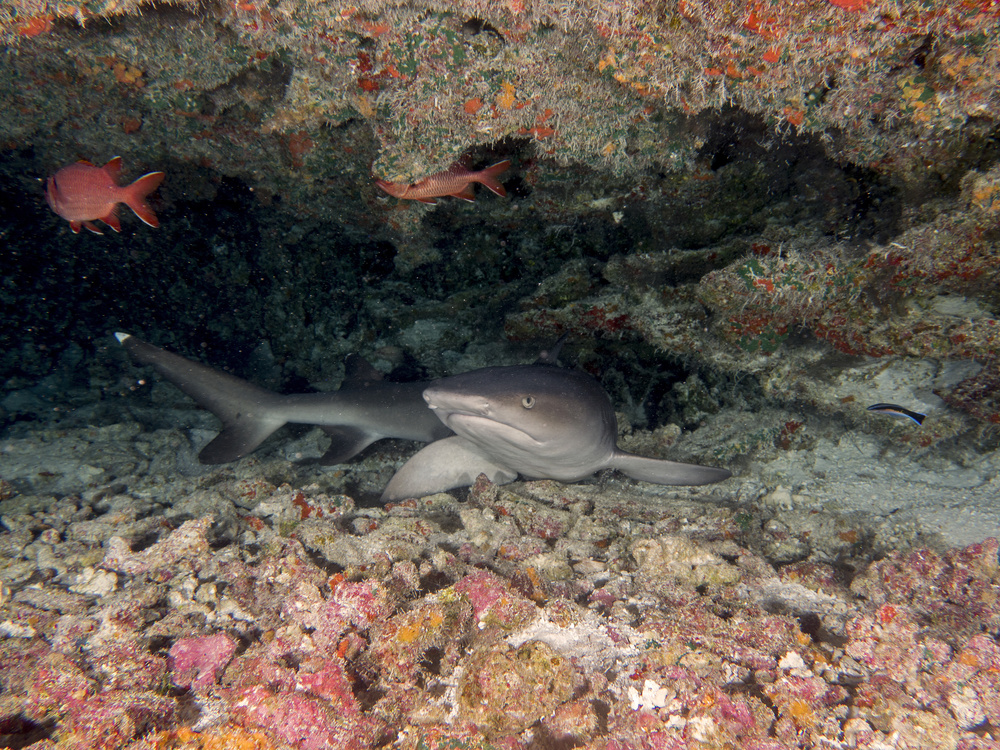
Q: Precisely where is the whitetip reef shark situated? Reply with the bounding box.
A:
[115,333,731,500]
[115,333,451,466]
[381,364,731,500]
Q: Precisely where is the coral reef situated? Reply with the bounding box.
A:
[698,166,1000,363]
[3,0,1000,744]
[500,158,1000,439]
[5,0,1000,191]
[1,472,998,749]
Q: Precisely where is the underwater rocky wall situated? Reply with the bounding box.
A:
[4,0,1000,182]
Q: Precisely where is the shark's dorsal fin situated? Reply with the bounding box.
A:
[342,354,384,386]
[381,436,517,501]
[534,333,569,366]
[608,450,732,485]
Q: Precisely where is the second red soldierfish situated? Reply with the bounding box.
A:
[46,157,165,234]
[375,160,510,204]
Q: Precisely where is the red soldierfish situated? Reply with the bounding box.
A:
[375,160,510,204]
[45,157,165,234]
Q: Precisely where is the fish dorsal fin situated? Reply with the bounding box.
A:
[342,354,384,387]
[317,426,377,465]
[103,156,123,180]
[608,450,732,486]
[381,436,517,501]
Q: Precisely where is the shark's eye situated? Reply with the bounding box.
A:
[521,395,535,409]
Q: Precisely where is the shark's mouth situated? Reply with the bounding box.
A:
[442,412,544,450]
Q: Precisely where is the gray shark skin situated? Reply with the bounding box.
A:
[115,333,451,464]
[381,364,731,501]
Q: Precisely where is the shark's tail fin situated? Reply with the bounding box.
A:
[115,332,286,463]
[609,450,731,486]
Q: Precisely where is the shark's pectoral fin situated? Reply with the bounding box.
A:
[609,451,731,486]
[381,436,517,501]
[317,426,376,465]
[198,415,286,464]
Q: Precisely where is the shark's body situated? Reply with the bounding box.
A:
[116,334,731,500]
[115,333,451,464]
[381,364,731,500]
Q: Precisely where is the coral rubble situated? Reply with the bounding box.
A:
[1,471,998,748]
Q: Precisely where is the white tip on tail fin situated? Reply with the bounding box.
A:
[114,332,131,343]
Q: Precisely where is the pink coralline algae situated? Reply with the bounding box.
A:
[58,690,176,749]
[293,658,359,707]
[169,632,237,690]
[453,569,537,630]
[231,685,382,750]
[281,579,390,656]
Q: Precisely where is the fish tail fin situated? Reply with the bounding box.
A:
[477,160,510,197]
[115,332,286,463]
[122,171,165,228]
[609,450,732,485]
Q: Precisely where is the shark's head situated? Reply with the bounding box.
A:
[421,365,617,481]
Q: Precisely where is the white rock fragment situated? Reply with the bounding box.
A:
[506,611,639,672]
[778,650,807,671]
[762,486,794,511]
[0,619,36,638]
[217,595,255,622]
[948,684,986,730]
[70,566,118,596]
[628,679,671,711]
[687,715,718,742]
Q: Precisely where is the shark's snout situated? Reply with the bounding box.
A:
[423,387,492,416]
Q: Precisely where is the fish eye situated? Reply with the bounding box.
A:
[521,395,535,409]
